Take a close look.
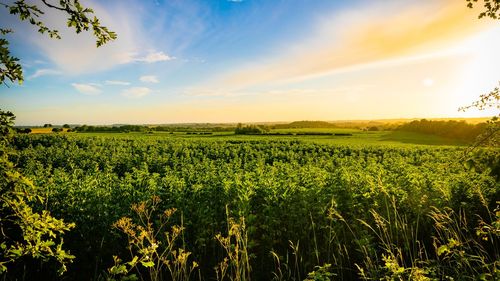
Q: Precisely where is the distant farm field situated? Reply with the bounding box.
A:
[45,128,467,147]
[30,127,70,134]
[30,127,55,134]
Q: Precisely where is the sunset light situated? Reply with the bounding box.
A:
[1,1,499,280]
[1,0,499,124]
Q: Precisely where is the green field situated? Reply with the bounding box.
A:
[2,131,498,280]
[58,128,468,147]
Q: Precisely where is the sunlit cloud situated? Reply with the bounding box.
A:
[140,75,159,83]
[105,80,130,86]
[72,83,102,95]
[28,69,62,79]
[213,0,493,90]
[23,1,161,74]
[121,87,152,98]
[182,85,374,98]
[134,51,174,63]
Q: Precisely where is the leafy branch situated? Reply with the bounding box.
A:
[0,0,117,85]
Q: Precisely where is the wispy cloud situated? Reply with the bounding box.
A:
[24,1,154,74]
[183,85,374,98]
[134,51,174,63]
[105,80,130,86]
[139,75,159,83]
[29,69,62,79]
[121,87,152,98]
[213,1,491,90]
[72,83,102,95]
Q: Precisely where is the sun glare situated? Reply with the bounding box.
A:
[453,26,500,112]
[422,78,434,87]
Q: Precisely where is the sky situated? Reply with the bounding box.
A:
[0,0,499,125]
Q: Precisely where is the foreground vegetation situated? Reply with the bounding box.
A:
[1,131,498,280]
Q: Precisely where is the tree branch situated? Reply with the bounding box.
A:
[40,0,66,12]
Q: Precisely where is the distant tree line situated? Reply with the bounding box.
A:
[234,124,269,135]
[15,128,31,134]
[397,119,486,142]
[74,125,151,133]
[270,120,398,130]
[271,120,337,129]
[73,125,234,133]
[153,126,233,132]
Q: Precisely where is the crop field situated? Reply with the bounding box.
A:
[47,129,466,147]
[4,132,499,280]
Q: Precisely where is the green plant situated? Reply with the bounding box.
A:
[304,264,334,281]
[215,206,251,281]
[108,196,198,281]
[1,110,75,275]
[431,203,499,280]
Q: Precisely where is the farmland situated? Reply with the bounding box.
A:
[2,131,499,280]
[44,128,468,147]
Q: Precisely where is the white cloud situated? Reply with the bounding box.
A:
[140,75,159,83]
[72,83,102,95]
[24,1,148,74]
[135,51,174,63]
[29,69,62,79]
[105,80,130,86]
[121,87,152,98]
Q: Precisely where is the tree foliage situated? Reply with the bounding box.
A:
[460,83,500,113]
[459,84,500,147]
[466,0,500,19]
[234,123,267,135]
[0,0,117,85]
[463,1,500,146]
[0,109,75,275]
[397,119,487,142]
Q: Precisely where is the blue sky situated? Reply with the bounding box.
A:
[1,0,499,125]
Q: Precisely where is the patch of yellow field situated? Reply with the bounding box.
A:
[30,128,70,134]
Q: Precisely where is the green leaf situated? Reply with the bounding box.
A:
[140,261,155,268]
[437,245,449,256]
